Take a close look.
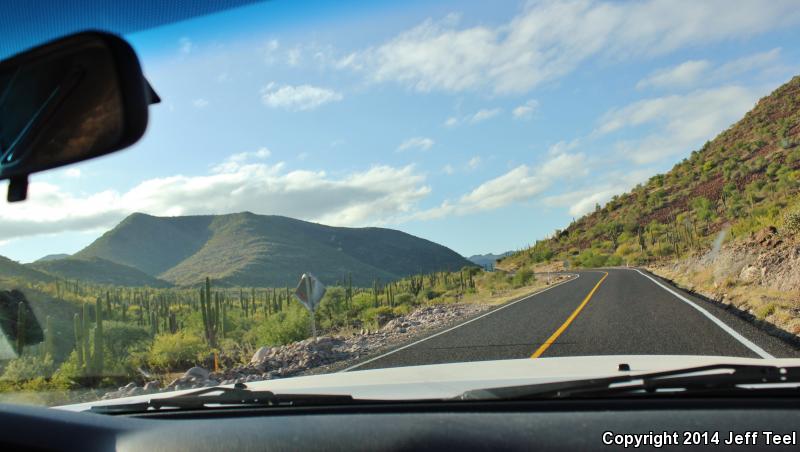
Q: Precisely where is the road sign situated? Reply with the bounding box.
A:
[294,273,326,339]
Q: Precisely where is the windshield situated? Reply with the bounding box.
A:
[1,0,800,407]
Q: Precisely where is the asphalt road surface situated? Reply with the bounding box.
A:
[347,268,800,371]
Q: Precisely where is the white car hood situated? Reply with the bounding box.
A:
[57,355,800,412]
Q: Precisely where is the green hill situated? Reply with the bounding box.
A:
[0,256,55,284]
[75,212,473,286]
[28,257,172,288]
[502,75,800,269]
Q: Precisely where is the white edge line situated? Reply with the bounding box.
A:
[341,273,582,372]
[634,269,774,359]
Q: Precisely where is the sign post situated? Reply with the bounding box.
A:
[294,273,326,340]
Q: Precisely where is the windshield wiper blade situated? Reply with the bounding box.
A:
[457,363,800,400]
[90,383,357,414]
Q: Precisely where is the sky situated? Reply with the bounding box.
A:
[2,0,800,263]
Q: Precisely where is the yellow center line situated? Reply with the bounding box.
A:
[530,271,609,359]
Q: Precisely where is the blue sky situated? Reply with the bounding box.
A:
[2,0,800,263]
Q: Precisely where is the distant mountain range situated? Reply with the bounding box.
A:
[33,253,71,263]
[467,252,513,268]
[62,212,473,287]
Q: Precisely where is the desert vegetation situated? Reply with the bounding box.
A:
[0,263,545,402]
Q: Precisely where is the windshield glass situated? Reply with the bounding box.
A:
[1,0,800,407]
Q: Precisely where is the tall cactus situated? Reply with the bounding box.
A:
[43,315,54,359]
[82,304,90,372]
[199,277,218,348]
[73,313,83,369]
[94,297,104,375]
[16,302,25,355]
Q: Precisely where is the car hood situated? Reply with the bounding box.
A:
[57,354,800,411]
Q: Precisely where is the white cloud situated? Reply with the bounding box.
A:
[192,98,209,108]
[442,164,455,175]
[636,60,711,90]
[470,108,501,123]
[210,146,273,174]
[64,168,82,179]
[636,49,783,90]
[263,39,280,63]
[715,48,782,79]
[260,83,343,111]
[467,156,482,169]
[179,37,193,54]
[415,151,586,219]
[544,169,651,216]
[397,137,434,152]
[0,156,431,241]
[443,108,501,127]
[287,47,302,66]
[598,85,764,163]
[547,139,580,155]
[512,99,538,119]
[345,0,800,94]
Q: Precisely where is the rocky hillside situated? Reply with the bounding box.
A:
[76,212,473,287]
[502,75,800,271]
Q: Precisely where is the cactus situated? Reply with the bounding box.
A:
[199,277,219,348]
[73,313,84,370]
[94,297,104,374]
[82,304,91,371]
[220,303,227,339]
[16,302,25,355]
[43,315,54,359]
[150,311,157,337]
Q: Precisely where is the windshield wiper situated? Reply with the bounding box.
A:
[457,363,800,400]
[90,383,358,414]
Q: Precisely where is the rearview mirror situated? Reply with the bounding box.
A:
[0,31,158,202]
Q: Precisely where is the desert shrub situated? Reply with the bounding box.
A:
[103,322,152,359]
[512,268,535,287]
[783,209,800,235]
[245,303,311,348]
[316,287,349,330]
[392,304,412,316]
[574,250,608,268]
[1,355,54,383]
[418,288,442,302]
[359,306,394,329]
[100,321,152,375]
[147,331,210,371]
[394,292,416,306]
[755,302,777,320]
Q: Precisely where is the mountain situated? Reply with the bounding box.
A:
[28,257,171,288]
[75,212,473,286]
[0,255,55,284]
[34,253,71,263]
[502,75,800,269]
[468,252,512,268]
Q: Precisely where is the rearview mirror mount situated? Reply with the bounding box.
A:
[0,31,158,202]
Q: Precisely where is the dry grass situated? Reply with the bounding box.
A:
[461,274,574,306]
[649,263,800,335]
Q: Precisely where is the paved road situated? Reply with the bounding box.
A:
[347,268,800,371]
